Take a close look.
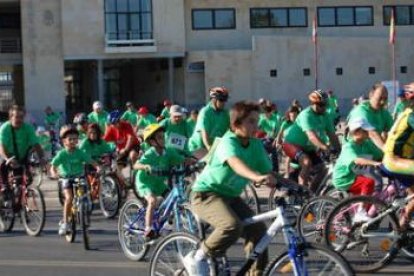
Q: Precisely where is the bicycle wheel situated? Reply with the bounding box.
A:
[174,204,200,235]
[58,180,65,206]
[149,232,222,276]
[324,196,399,272]
[22,187,46,236]
[118,198,148,261]
[241,183,260,214]
[0,208,15,232]
[297,196,338,244]
[99,175,120,219]
[65,212,77,243]
[268,186,303,219]
[80,202,91,250]
[265,243,354,275]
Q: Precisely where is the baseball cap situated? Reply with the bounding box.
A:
[170,105,183,117]
[93,101,102,110]
[348,118,374,132]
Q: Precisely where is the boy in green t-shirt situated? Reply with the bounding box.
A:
[36,126,52,160]
[51,125,100,236]
[133,124,186,240]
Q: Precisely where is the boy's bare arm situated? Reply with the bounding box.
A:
[354,157,381,167]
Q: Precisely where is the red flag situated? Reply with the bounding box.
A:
[389,9,396,44]
[312,15,317,43]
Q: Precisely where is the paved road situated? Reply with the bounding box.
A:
[1,179,414,275]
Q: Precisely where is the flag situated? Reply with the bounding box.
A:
[312,15,317,43]
[389,9,395,44]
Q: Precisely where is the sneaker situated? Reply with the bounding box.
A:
[58,222,69,236]
[183,251,209,276]
[353,209,370,224]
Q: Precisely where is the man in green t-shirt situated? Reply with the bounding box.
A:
[283,90,340,190]
[347,83,393,151]
[188,87,230,158]
[87,101,109,133]
[137,106,157,132]
[121,102,138,129]
[0,105,45,192]
[159,105,191,153]
[44,106,61,131]
[393,89,409,120]
[156,99,172,122]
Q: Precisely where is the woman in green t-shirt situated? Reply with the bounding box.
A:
[184,101,276,275]
[79,123,113,161]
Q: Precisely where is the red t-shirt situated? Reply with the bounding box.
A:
[103,121,139,150]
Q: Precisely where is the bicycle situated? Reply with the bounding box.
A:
[62,176,93,250]
[118,162,204,261]
[149,179,354,276]
[0,158,46,236]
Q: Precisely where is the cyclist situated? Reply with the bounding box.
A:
[282,90,340,191]
[185,101,275,275]
[188,87,230,158]
[73,112,88,140]
[157,99,172,122]
[382,82,414,230]
[0,105,45,192]
[79,123,113,162]
[136,106,157,132]
[44,106,61,131]
[121,102,138,129]
[291,99,303,112]
[36,126,52,161]
[88,101,108,133]
[347,83,393,150]
[159,105,191,153]
[50,125,100,235]
[187,109,198,136]
[393,89,409,120]
[134,124,187,239]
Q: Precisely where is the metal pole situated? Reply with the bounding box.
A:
[314,39,318,89]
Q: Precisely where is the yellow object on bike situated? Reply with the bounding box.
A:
[143,124,164,142]
[279,261,293,273]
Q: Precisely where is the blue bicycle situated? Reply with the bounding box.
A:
[118,162,204,261]
[149,178,354,275]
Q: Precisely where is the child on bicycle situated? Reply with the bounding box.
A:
[133,124,187,240]
[79,123,113,161]
[50,125,100,235]
[333,118,382,221]
[185,101,276,276]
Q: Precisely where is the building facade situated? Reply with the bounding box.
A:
[0,0,413,121]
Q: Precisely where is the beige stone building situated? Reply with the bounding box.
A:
[0,0,413,121]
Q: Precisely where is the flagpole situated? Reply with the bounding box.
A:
[389,9,397,105]
[312,15,318,89]
[314,37,318,89]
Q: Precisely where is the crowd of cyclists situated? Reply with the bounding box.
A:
[0,81,414,275]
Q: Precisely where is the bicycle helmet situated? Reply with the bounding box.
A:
[209,86,229,102]
[138,106,149,115]
[143,124,164,142]
[60,124,79,139]
[108,110,122,124]
[308,89,328,105]
[73,112,87,125]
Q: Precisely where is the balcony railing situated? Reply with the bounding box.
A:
[0,37,21,53]
[105,34,156,53]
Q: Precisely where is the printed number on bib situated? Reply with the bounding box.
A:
[168,133,187,150]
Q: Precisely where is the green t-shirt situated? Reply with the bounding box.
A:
[137,114,157,129]
[393,100,409,119]
[327,96,338,111]
[186,118,197,136]
[0,122,39,162]
[284,106,335,151]
[135,147,185,196]
[79,138,112,161]
[51,148,93,178]
[280,120,293,133]
[159,119,190,152]
[161,107,170,119]
[87,111,109,133]
[188,103,230,152]
[121,110,138,126]
[45,112,60,127]
[258,112,281,138]
[193,131,272,198]
[38,134,51,152]
[332,138,383,191]
[347,101,393,134]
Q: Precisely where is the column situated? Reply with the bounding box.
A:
[168,57,174,102]
[97,59,104,103]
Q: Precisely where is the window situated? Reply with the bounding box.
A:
[270,69,277,77]
[303,68,310,76]
[318,6,373,27]
[384,6,414,25]
[105,0,153,41]
[250,8,307,28]
[192,9,235,30]
[0,13,20,29]
[369,67,375,74]
[401,66,407,74]
[336,68,343,75]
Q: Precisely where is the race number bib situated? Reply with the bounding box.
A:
[168,133,187,150]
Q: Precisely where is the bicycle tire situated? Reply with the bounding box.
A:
[149,232,228,276]
[58,180,65,206]
[265,243,354,275]
[0,208,15,232]
[22,187,46,236]
[241,183,260,214]
[99,175,120,219]
[297,196,338,244]
[324,195,399,273]
[65,213,76,243]
[118,198,149,261]
[80,202,90,250]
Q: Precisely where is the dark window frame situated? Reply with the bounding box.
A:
[383,5,414,26]
[317,6,374,27]
[192,8,236,30]
[104,0,153,40]
[250,7,308,28]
